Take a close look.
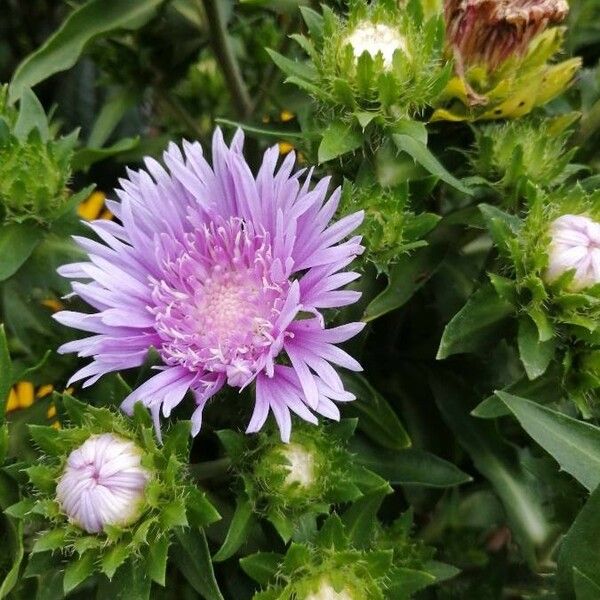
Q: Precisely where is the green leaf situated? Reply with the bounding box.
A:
[266,49,317,83]
[342,485,391,548]
[431,376,553,562]
[160,498,188,528]
[392,134,472,194]
[497,391,600,491]
[213,496,255,562]
[87,88,138,148]
[437,283,515,359]
[0,222,43,281]
[318,121,363,163]
[14,89,49,141]
[0,325,10,421]
[479,204,522,255]
[239,552,281,587]
[31,529,66,554]
[363,244,446,321]
[342,372,411,450]
[100,543,129,580]
[387,567,436,599]
[186,488,221,528]
[172,528,224,600]
[0,516,23,599]
[557,484,600,598]
[517,316,555,380]
[299,6,324,41]
[63,551,96,594]
[574,568,600,600]
[72,137,140,172]
[355,444,472,487]
[10,0,166,101]
[147,535,169,586]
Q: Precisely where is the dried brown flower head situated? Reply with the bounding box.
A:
[445,0,569,69]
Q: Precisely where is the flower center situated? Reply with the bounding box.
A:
[151,217,290,387]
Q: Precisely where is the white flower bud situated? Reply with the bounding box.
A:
[56,433,150,533]
[344,22,409,68]
[545,214,600,291]
[281,443,316,488]
[305,580,354,600]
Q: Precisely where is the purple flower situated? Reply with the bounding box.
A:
[55,130,365,441]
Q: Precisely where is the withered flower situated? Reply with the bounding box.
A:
[445,0,569,70]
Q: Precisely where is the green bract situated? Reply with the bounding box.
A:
[470,113,584,204]
[340,181,440,274]
[6,395,220,593]
[218,420,387,543]
[0,86,77,225]
[241,510,458,599]
[440,186,600,414]
[271,0,450,123]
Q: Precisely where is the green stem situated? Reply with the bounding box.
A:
[189,457,232,481]
[201,0,252,119]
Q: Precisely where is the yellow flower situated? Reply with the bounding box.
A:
[280,110,295,122]
[77,191,113,221]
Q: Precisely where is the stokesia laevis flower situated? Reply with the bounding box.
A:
[55,129,365,441]
[545,214,600,291]
[344,21,409,69]
[444,0,569,70]
[56,433,150,533]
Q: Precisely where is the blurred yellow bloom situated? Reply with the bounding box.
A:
[280,110,295,122]
[77,191,113,221]
[278,141,294,155]
[41,298,65,312]
[5,381,59,427]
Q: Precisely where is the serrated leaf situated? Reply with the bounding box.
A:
[161,498,188,528]
[497,391,600,491]
[32,529,66,554]
[213,496,255,562]
[100,543,129,579]
[318,121,363,163]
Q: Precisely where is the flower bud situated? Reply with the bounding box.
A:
[344,22,409,69]
[545,214,600,291]
[305,580,355,600]
[280,442,317,488]
[56,433,150,533]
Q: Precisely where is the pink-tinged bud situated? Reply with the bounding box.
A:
[444,0,569,69]
[56,433,150,533]
[546,214,600,291]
